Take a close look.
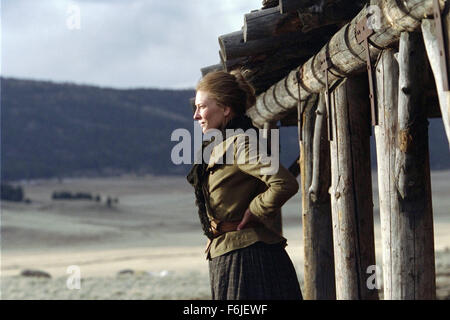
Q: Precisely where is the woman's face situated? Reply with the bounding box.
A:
[194,90,231,133]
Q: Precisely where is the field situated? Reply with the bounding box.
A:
[1,172,449,299]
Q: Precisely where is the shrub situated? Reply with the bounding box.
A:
[1,184,24,202]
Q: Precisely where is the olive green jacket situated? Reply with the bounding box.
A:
[203,132,299,259]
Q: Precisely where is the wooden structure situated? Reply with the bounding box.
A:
[199,0,449,300]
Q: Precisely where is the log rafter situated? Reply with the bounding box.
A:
[246,0,444,128]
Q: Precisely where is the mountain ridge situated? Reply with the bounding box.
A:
[1,77,449,182]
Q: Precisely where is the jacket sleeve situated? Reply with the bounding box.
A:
[234,135,299,219]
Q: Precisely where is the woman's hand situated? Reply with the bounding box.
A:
[237,208,258,230]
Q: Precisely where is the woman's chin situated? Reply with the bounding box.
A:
[203,127,222,134]
[203,127,213,134]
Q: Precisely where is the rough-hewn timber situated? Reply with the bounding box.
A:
[244,6,299,42]
[244,2,358,42]
[219,29,316,62]
[200,64,222,77]
[374,48,399,300]
[246,0,445,128]
[392,31,436,299]
[280,0,318,14]
[329,75,378,300]
[422,18,450,147]
[301,92,336,300]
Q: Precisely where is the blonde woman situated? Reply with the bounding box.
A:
[187,70,302,300]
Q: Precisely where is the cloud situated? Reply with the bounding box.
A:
[1,0,262,89]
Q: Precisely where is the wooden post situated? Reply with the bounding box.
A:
[374,49,399,299]
[301,92,336,300]
[421,18,450,147]
[392,32,436,300]
[329,75,378,300]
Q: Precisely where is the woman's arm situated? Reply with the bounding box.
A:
[234,134,299,220]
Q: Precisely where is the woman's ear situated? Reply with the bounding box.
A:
[223,106,232,117]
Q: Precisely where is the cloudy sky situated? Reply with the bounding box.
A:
[1,0,262,89]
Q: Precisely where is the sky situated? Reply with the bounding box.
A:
[1,0,262,89]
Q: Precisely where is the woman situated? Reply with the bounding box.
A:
[187,70,302,300]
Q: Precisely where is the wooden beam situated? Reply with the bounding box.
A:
[244,6,300,42]
[246,0,444,128]
[219,29,314,62]
[245,1,364,43]
[200,64,222,77]
[241,25,335,94]
[329,75,378,300]
[279,0,316,14]
[374,48,399,300]
[263,0,279,9]
[392,31,436,300]
[219,31,244,62]
[301,92,336,300]
[422,18,450,147]
[219,51,247,72]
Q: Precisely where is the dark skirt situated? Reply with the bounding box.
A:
[208,241,303,300]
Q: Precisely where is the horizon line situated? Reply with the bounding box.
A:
[0,75,196,92]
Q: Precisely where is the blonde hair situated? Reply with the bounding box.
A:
[196,70,256,115]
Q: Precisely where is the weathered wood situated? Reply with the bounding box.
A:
[245,1,364,42]
[241,25,336,94]
[299,92,318,298]
[422,18,450,147]
[246,0,444,128]
[219,29,315,62]
[301,92,336,300]
[280,0,316,14]
[262,0,279,9]
[309,92,327,200]
[247,74,316,124]
[392,31,436,300]
[200,64,222,77]
[244,7,299,42]
[329,75,378,300]
[374,48,399,300]
[219,51,247,72]
[219,31,244,62]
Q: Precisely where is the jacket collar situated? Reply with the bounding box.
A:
[206,114,257,170]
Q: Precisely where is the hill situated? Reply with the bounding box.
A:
[1,77,449,181]
[1,78,195,180]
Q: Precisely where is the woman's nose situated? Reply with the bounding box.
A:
[193,108,201,120]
